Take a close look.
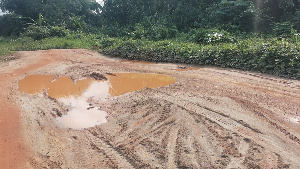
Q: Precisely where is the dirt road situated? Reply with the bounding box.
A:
[1,49,300,168]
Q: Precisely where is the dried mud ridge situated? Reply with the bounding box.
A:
[1,49,300,169]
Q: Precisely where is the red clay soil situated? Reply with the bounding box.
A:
[1,49,300,168]
[0,76,26,169]
[0,50,59,168]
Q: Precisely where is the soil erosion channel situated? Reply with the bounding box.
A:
[1,49,300,168]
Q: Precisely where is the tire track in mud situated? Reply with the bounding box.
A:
[82,93,283,168]
[230,96,300,144]
[5,49,299,168]
[210,68,300,91]
[149,91,300,168]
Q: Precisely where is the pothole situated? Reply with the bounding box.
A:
[18,73,176,129]
[106,73,176,96]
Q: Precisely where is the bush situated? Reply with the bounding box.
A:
[188,28,236,44]
[272,22,292,36]
[100,37,300,79]
[23,26,69,40]
[129,23,178,41]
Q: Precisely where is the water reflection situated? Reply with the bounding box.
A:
[56,81,109,129]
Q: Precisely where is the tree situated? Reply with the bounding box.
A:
[0,0,101,27]
[207,0,255,32]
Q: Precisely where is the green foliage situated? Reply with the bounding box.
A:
[272,22,292,36]
[66,16,86,31]
[130,23,178,41]
[0,32,98,57]
[1,0,101,33]
[0,14,27,36]
[23,26,69,40]
[207,0,255,32]
[1,32,300,79]
[188,29,236,44]
[100,37,300,79]
[0,37,14,56]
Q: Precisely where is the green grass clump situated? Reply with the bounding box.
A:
[0,33,103,58]
[0,37,15,56]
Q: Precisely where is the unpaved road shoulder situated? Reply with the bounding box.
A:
[1,49,300,168]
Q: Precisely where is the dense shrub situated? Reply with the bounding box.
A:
[188,29,236,44]
[23,26,69,40]
[100,38,300,79]
[129,23,178,41]
[272,22,292,36]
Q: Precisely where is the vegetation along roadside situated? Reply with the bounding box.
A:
[1,0,300,79]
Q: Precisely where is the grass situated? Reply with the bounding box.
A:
[0,33,100,58]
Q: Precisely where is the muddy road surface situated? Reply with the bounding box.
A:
[1,49,300,169]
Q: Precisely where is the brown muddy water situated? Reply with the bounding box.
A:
[18,73,176,129]
[106,73,176,96]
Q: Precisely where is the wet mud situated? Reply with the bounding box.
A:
[1,49,300,169]
[19,73,176,129]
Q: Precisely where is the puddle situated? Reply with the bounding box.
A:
[18,75,54,94]
[106,73,176,96]
[121,60,155,64]
[18,75,95,98]
[47,77,94,99]
[19,73,176,129]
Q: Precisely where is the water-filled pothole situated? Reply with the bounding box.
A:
[56,81,110,129]
[18,73,176,129]
[106,73,176,96]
